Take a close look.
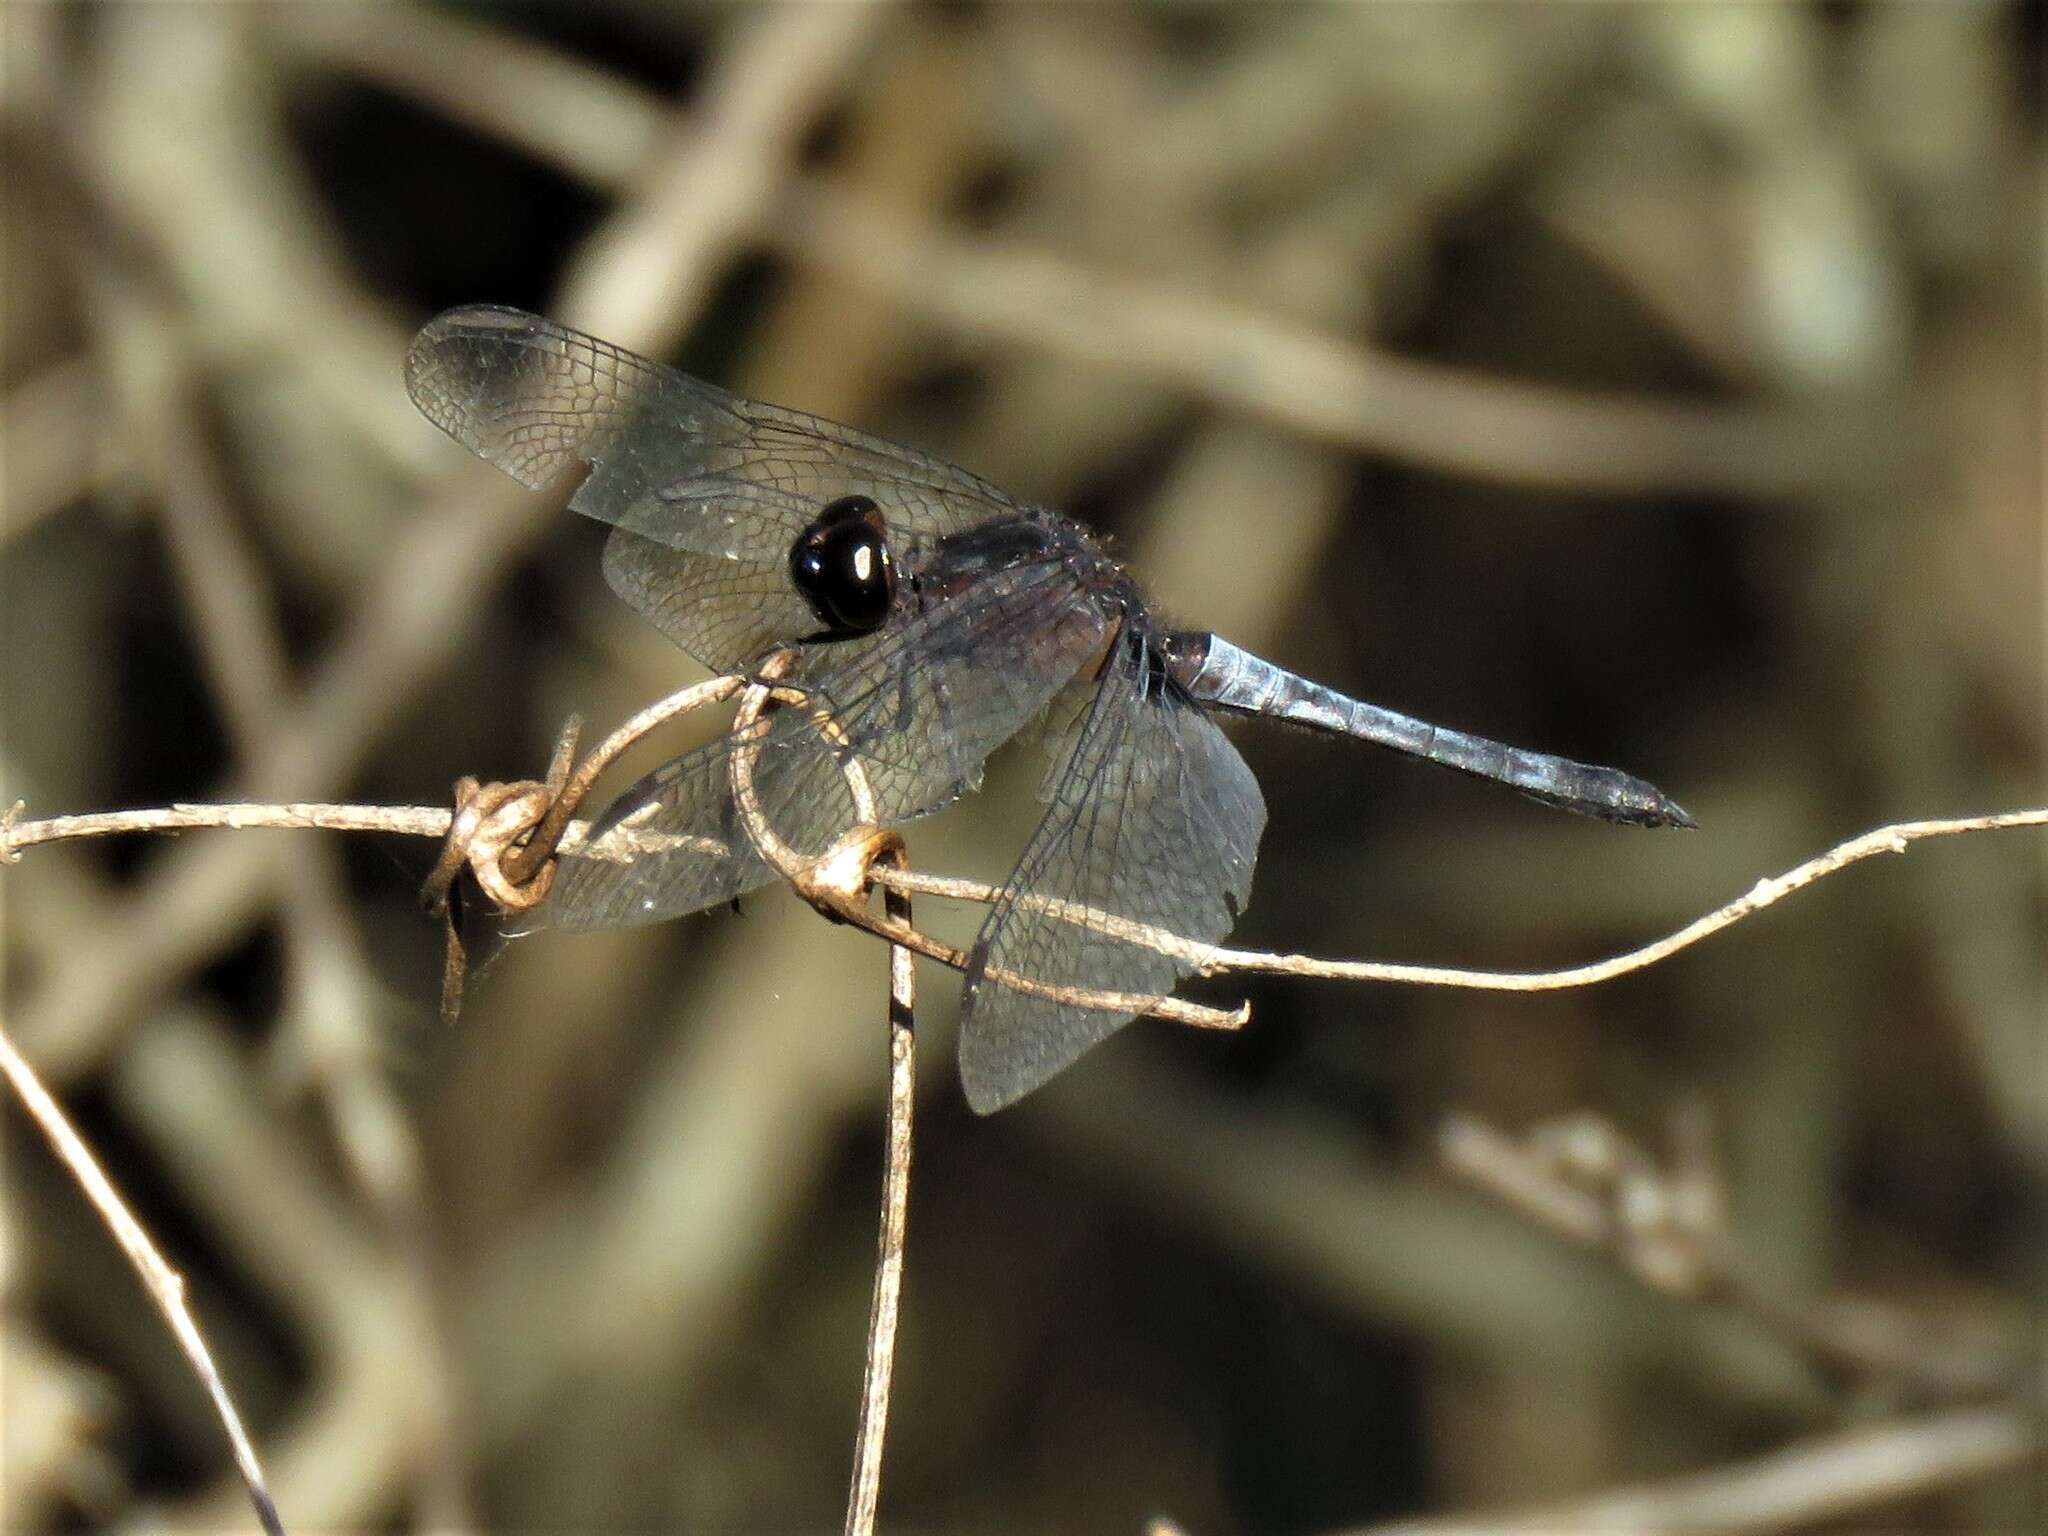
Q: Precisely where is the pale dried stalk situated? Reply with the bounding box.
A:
[8,800,2045,1002]
[1359,1405,2036,1536]
[872,808,2048,988]
[845,845,917,1536]
[0,1023,287,1536]
[721,661,913,1534]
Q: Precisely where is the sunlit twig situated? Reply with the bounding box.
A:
[1356,1404,2036,1536]
[0,1024,287,1536]
[1186,808,2048,988]
[710,656,917,1534]
[8,799,2044,1002]
[844,838,917,1536]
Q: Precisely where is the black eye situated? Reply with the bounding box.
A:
[790,495,896,635]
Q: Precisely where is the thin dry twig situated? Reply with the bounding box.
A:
[710,660,918,1532]
[1439,1110,2024,1403]
[8,800,2045,1006]
[1358,1404,2037,1536]
[844,839,918,1536]
[0,1023,287,1536]
[878,808,2048,990]
[416,673,747,978]
[1188,807,2048,987]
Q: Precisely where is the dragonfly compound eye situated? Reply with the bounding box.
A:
[790,494,897,634]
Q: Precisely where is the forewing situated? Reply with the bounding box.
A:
[601,529,817,674]
[547,556,1108,930]
[957,635,1267,1114]
[406,305,1020,568]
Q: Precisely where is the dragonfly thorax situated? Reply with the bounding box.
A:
[790,494,897,635]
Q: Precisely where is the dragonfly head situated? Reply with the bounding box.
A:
[790,495,898,635]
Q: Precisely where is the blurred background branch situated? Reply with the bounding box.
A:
[3,2,2039,1532]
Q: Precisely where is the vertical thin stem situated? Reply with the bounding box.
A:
[0,1024,287,1536]
[844,865,916,1536]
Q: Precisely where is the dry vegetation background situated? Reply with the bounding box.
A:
[2,2,2042,1532]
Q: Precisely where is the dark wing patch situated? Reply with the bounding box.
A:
[957,634,1266,1114]
[548,556,1110,931]
[406,305,1020,568]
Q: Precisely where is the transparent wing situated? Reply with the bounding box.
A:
[405,305,1021,568]
[548,558,1110,931]
[957,631,1267,1114]
[600,529,817,675]
[545,709,855,931]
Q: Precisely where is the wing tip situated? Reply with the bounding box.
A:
[404,303,541,381]
[958,1072,1010,1117]
[957,1051,1028,1116]
[403,304,583,492]
[414,301,544,339]
[956,957,1022,1116]
[957,962,992,1113]
[958,955,1153,1116]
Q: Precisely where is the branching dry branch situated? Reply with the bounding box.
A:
[1439,1109,2023,1403]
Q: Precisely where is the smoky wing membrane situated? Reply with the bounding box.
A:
[957,636,1267,1114]
[408,306,1024,571]
[684,412,1026,549]
[406,305,814,562]
[547,629,1037,934]
[403,306,622,491]
[601,529,820,676]
[771,554,1110,815]
[547,710,862,931]
[551,555,1108,931]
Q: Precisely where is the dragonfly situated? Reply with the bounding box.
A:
[406,305,1692,1113]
